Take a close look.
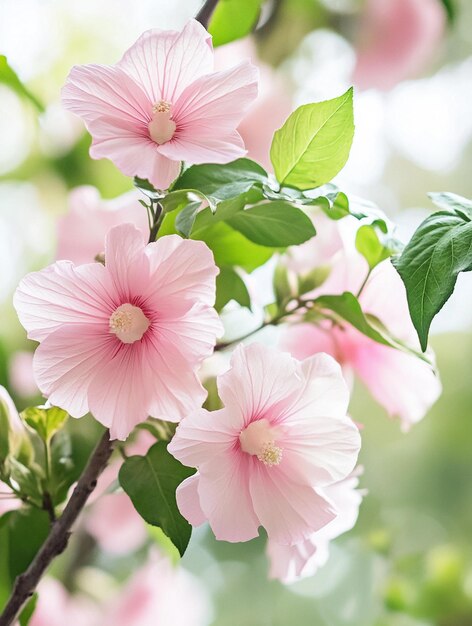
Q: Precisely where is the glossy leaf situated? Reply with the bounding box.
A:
[173,159,268,201]
[393,196,472,351]
[119,442,195,556]
[227,201,316,246]
[270,88,354,189]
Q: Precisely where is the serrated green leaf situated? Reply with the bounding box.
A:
[227,201,316,246]
[270,88,354,189]
[119,442,195,556]
[208,0,262,46]
[0,56,44,112]
[393,199,472,351]
[215,267,251,312]
[21,406,68,443]
[173,159,268,201]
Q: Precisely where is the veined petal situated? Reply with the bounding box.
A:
[249,466,336,545]
[199,452,260,542]
[62,64,151,127]
[104,224,148,302]
[34,324,112,418]
[14,261,116,342]
[117,20,213,103]
[156,129,246,165]
[217,343,300,429]
[172,62,258,130]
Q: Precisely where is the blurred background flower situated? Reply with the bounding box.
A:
[1,0,471,624]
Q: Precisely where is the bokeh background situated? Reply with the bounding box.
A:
[1,0,471,625]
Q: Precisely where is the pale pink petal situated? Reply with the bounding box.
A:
[34,324,112,418]
[175,474,206,527]
[249,466,336,545]
[117,20,213,103]
[267,538,320,583]
[62,64,151,127]
[87,342,152,440]
[353,338,441,429]
[144,235,220,307]
[144,333,211,424]
[87,121,181,190]
[281,322,338,361]
[217,343,300,428]
[199,453,260,542]
[168,408,236,469]
[104,223,148,301]
[14,261,116,342]
[157,129,246,165]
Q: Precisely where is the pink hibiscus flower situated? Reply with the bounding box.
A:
[168,343,361,545]
[14,224,223,440]
[62,20,258,190]
[267,469,364,583]
[282,212,442,429]
[56,186,148,265]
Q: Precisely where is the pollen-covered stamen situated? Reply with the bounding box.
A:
[149,100,176,145]
[239,418,283,467]
[109,303,150,344]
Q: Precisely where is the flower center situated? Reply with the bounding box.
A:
[239,419,283,467]
[148,100,176,145]
[109,303,150,344]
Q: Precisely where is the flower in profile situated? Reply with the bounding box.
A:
[56,186,148,265]
[169,343,361,545]
[14,224,222,440]
[282,212,441,430]
[267,469,364,583]
[62,20,258,190]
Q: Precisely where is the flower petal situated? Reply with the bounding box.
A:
[62,64,151,127]
[104,223,148,302]
[168,408,236,469]
[144,236,219,307]
[157,129,246,165]
[175,474,206,527]
[14,261,116,342]
[249,465,336,544]
[217,343,300,428]
[199,453,260,542]
[34,324,112,418]
[117,20,213,103]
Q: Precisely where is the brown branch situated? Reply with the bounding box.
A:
[195,0,220,28]
[0,430,114,626]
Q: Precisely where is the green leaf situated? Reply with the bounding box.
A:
[173,159,268,201]
[440,0,455,23]
[227,201,316,247]
[175,201,203,238]
[195,222,274,272]
[270,88,354,190]
[21,406,68,443]
[392,199,472,351]
[119,442,195,556]
[355,224,401,270]
[216,267,251,312]
[133,177,166,200]
[208,0,262,47]
[0,56,44,112]
[313,292,432,364]
[428,191,472,218]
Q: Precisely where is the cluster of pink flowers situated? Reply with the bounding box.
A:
[7,17,442,592]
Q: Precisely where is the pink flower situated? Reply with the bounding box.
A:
[168,343,361,545]
[8,351,38,398]
[62,20,258,190]
[30,578,100,626]
[353,0,445,90]
[267,469,363,583]
[102,553,211,626]
[282,213,442,429]
[14,224,222,440]
[56,186,148,265]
